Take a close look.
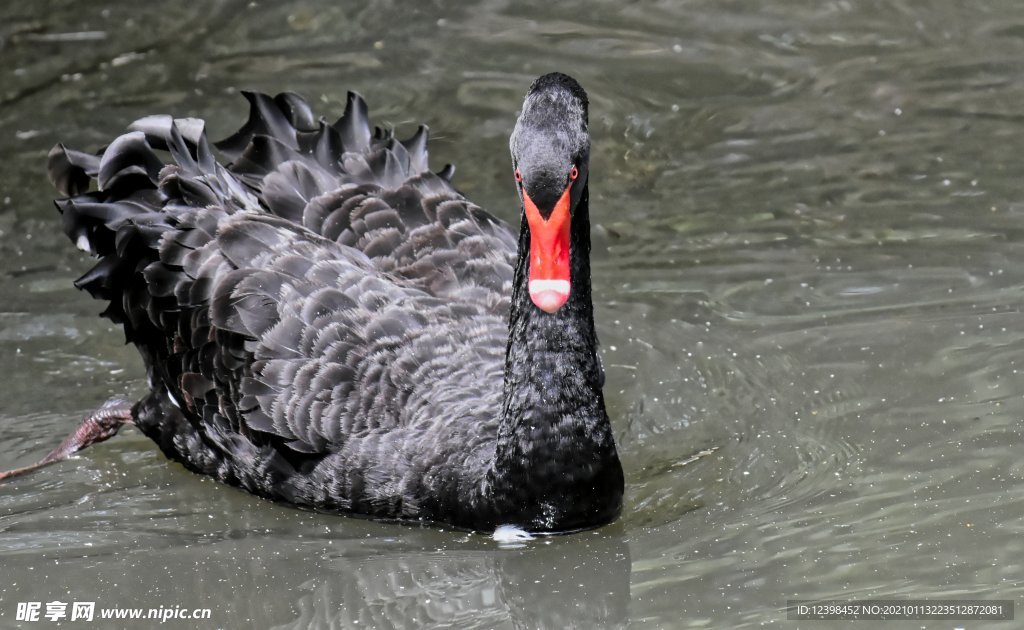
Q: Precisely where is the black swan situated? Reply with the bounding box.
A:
[4,72,624,533]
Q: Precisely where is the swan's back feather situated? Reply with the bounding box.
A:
[48,92,515,520]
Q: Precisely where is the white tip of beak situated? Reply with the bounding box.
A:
[528,279,570,313]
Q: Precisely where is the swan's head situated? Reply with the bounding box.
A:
[510,72,590,314]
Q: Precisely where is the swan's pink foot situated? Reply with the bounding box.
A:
[0,399,133,481]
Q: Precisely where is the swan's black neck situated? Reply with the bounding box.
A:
[487,185,624,531]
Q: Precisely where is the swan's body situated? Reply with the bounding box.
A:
[37,73,622,532]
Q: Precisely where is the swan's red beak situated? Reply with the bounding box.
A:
[524,184,572,313]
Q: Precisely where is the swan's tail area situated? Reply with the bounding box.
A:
[46,119,268,479]
[48,119,250,343]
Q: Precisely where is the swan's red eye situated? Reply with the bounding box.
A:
[514,168,522,183]
[569,165,578,181]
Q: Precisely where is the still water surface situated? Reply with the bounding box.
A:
[2,1,1024,628]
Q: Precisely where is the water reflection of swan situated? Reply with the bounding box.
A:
[277,534,630,629]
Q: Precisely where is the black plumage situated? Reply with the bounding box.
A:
[46,73,623,532]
